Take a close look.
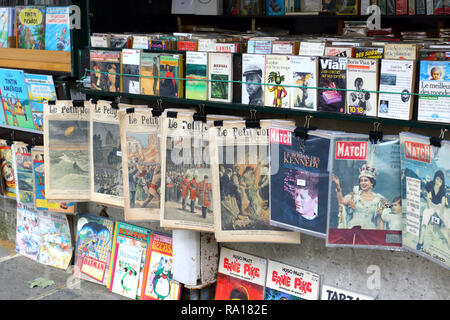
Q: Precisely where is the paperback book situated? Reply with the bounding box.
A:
[12,142,34,206]
[121,49,141,95]
[90,50,121,93]
[318,57,347,113]
[208,52,233,103]
[159,54,184,99]
[346,58,378,116]
[242,53,265,107]
[186,51,208,101]
[264,55,290,108]
[290,56,318,111]
[140,52,160,96]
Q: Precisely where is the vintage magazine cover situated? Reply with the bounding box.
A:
[210,120,301,243]
[289,56,318,111]
[318,57,347,113]
[417,61,450,123]
[120,107,161,221]
[140,52,160,96]
[16,204,40,261]
[107,221,152,300]
[73,213,115,286]
[400,132,450,269]
[346,58,378,117]
[186,51,208,101]
[90,100,124,208]
[31,147,75,214]
[37,211,72,270]
[264,260,320,300]
[377,59,415,120]
[327,134,403,249]
[0,140,16,198]
[215,247,267,300]
[12,142,34,206]
[89,50,121,93]
[264,55,290,108]
[141,232,182,300]
[269,125,335,238]
[208,52,233,103]
[320,284,375,300]
[160,111,215,232]
[43,100,90,201]
[121,49,141,95]
[242,53,265,107]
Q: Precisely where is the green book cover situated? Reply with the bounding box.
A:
[186,51,208,100]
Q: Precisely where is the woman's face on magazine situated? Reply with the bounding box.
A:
[359,176,372,192]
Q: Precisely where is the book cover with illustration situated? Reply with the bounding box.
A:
[0,140,16,198]
[336,0,360,14]
[16,204,40,261]
[44,6,70,51]
[186,51,208,101]
[31,147,75,214]
[122,49,141,95]
[318,57,347,113]
[215,247,267,300]
[264,55,290,108]
[24,73,57,132]
[141,232,182,300]
[289,56,318,111]
[90,50,121,93]
[159,54,184,99]
[15,6,45,49]
[140,52,160,96]
[0,68,34,129]
[266,0,285,15]
[0,7,14,48]
[208,52,233,103]
[74,213,115,286]
[12,142,34,206]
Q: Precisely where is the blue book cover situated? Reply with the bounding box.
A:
[269,127,333,238]
[45,6,70,51]
[24,73,56,131]
[0,68,34,129]
[266,0,285,15]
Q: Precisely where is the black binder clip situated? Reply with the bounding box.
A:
[167,111,178,118]
[245,109,260,129]
[72,100,85,108]
[193,103,207,123]
[430,128,447,148]
[90,97,99,105]
[151,99,163,117]
[110,96,121,110]
[293,115,315,140]
[214,120,223,127]
[126,107,135,114]
[369,122,383,144]
[48,100,56,106]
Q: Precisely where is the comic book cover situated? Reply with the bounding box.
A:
[0,68,35,129]
[320,284,375,300]
[31,147,75,214]
[140,52,160,96]
[37,211,72,270]
[12,142,34,206]
[208,52,233,103]
[73,213,115,286]
[43,100,90,201]
[16,204,40,261]
[290,56,318,111]
[318,57,347,113]
[186,51,208,101]
[210,120,301,243]
[264,260,320,300]
[336,0,360,14]
[24,73,57,132]
[160,111,215,232]
[15,6,45,50]
[327,135,403,249]
[108,221,152,300]
[346,58,378,117]
[89,50,121,93]
[159,54,184,99]
[44,6,70,51]
[264,55,290,108]
[120,107,161,221]
[242,54,265,107]
[0,7,13,48]
[141,232,182,300]
[0,140,16,198]
[215,247,267,300]
[121,49,141,95]
[90,100,123,208]
[417,61,450,123]
[400,132,450,269]
[266,0,285,15]
[354,46,384,59]
[241,0,262,15]
[269,125,334,238]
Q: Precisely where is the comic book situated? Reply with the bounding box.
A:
[210,119,301,243]
[320,284,375,300]
[0,140,16,198]
[119,107,161,221]
[24,73,57,132]
[31,147,75,214]
[121,49,141,95]
[400,132,450,270]
[0,7,14,48]
[44,6,70,51]
[37,211,72,270]
[16,204,40,261]
[289,56,318,111]
[140,232,182,300]
[324,46,354,58]
[264,260,320,300]
[90,100,124,208]
[336,0,359,14]
[73,213,115,286]
[89,50,121,93]
[12,142,34,206]
[43,100,90,201]
[266,0,285,15]
[242,54,265,107]
[318,57,347,113]
[186,51,208,101]
[140,52,160,96]
[215,247,267,300]
[269,124,335,238]
[15,6,45,50]
[108,221,152,300]
[160,110,215,232]
[417,61,450,123]
[159,54,184,99]
[0,68,35,129]
[327,134,403,249]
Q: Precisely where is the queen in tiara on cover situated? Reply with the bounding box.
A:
[332,163,389,230]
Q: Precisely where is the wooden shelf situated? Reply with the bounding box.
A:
[0,48,71,73]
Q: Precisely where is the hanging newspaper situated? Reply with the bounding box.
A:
[120,107,161,221]
[44,100,90,201]
[327,134,403,249]
[90,100,124,207]
[400,132,450,270]
[210,119,301,243]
